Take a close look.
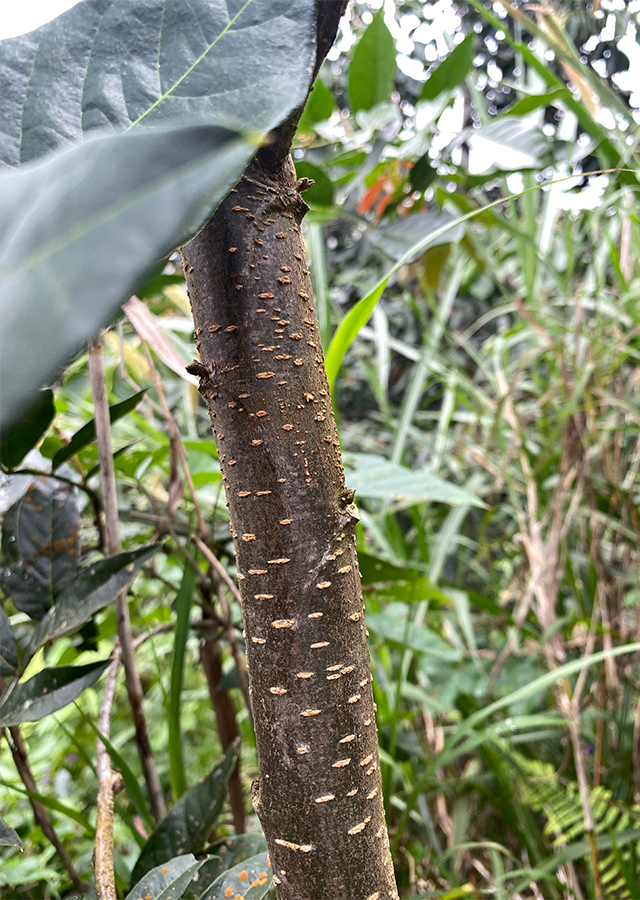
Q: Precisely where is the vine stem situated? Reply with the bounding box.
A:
[88,340,166,823]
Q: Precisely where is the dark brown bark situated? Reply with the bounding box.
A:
[181,153,398,899]
[179,4,398,897]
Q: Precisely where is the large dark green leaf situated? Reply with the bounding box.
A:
[207,833,268,870]
[0,477,80,619]
[125,854,203,900]
[0,606,18,676]
[0,0,317,168]
[348,11,396,114]
[130,741,239,885]
[0,814,22,849]
[0,125,252,431]
[197,852,272,900]
[420,33,475,102]
[27,545,159,662]
[0,390,55,470]
[52,390,147,470]
[0,0,317,431]
[0,660,109,727]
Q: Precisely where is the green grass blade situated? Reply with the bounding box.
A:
[168,565,196,801]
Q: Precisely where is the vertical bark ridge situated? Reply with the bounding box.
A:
[181,154,398,900]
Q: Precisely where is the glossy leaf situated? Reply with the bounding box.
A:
[366,612,461,661]
[125,854,202,900]
[503,87,568,117]
[0,814,22,849]
[27,544,159,662]
[0,0,318,431]
[52,390,147,470]
[0,390,55,469]
[420,33,475,102]
[0,125,254,431]
[344,453,485,507]
[0,606,18,677]
[0,0,317,168]
[130,741,239,884]
[197,852,272,900]
[348,11,396,114]
[0,477,80,619]
[0,660,109,727]
[325,279,388,388]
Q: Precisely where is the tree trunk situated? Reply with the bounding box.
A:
[180,6,399,897]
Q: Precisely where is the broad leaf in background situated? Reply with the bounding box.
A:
[344,453,485,507]
[467,117,551,173]
[130,741,239,885]
[368,209,465,261]
[0,389,55,469]
[0,0,317,167]
[366,612,461,661]
[0,814,22,849]
[0,125,251,430]
[52,389,147,470]
[296,79,334,135]
[420,32,475,102]
[0,660,109,727]
[0,477,80,619]
[0,606,18,676]
[125,854,203,900]
[207,832,268,870]
[27,544,159,663]
[197,852,272,900]
[348,10,396,114]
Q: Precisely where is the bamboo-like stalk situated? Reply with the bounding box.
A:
[88,342,166,823]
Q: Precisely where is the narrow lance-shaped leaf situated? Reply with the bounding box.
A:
[125,854,202,900]
[0,660,109,728]
[130,741,239,884]
[168,565,196,800]
[52,390,147,470]
[420,32,475,102]
[348,11,396,114]
[27,544,159,664]
[0,0,317,168]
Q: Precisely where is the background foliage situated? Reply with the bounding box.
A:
[1,1,640,898]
